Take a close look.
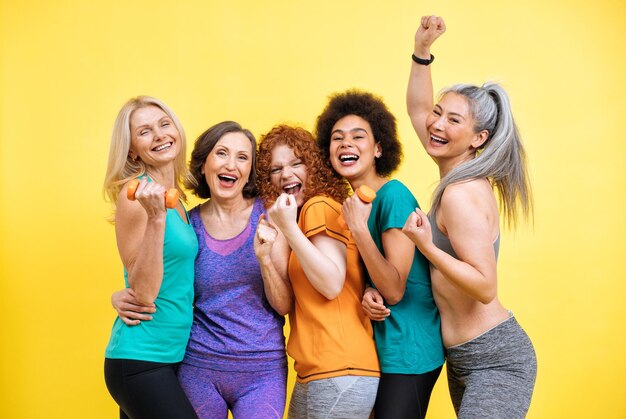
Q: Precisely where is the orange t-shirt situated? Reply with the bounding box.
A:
[287,195,380,383]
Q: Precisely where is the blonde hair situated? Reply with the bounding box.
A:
[102,96,189,220]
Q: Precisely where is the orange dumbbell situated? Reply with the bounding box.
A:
[337,185,377,230]
[126,179,179,209]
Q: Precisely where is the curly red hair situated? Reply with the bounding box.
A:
[257,125,349,206]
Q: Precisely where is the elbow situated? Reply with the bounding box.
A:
[274,307,289,316]
[477,288,497,305]
[273,299,293,316]
[383,288,406,306]
[275,305,291,317]
[386,296,401,306]
[132,287,158,306]
[377,275,408,305]
[479,295,497,305]
[135,295,157,306]
[320,279,344,300]
[126,267,160,305]
[318,268,346,300]
[321,287,342,301]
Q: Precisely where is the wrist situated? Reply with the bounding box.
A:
[146,213,167,224]
[350,222,370,239]
[280,223,301,241]
[411,52,435,66]
[418,242,437,259]
[413,43,431,55]
[256,254,272,265]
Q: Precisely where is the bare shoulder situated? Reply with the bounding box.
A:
[439,179,499,235]
[441,179,495,211]
[442,179,493,203]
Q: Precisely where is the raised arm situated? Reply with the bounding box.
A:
[115,178,169,305]
[407,15,446,146]
[269,194,347,300]
[402,181,499,304]
[254,213,294,315]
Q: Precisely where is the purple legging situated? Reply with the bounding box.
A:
[177,362,287,419]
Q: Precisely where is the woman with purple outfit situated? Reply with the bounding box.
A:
[112,121,291,419]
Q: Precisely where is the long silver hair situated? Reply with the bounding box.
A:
[431,82,532,228]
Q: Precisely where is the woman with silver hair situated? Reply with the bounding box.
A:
[398,15,535,418]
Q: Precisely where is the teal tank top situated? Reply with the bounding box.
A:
[105,207,198,363]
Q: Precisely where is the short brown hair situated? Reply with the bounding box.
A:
[186,121,258,199]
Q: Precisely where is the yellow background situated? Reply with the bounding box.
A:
[1,0,625,417]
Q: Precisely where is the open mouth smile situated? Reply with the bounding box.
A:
[152,142,173,152]
[338,153,359,164]
[218,174,238,185]
[430,135,448,144]
[283,181,302,195]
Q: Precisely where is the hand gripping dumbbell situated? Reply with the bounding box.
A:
[126,179,179,209]
[337,185,377,230]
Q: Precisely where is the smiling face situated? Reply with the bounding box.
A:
[202,132,253,200]
[129,105,180,166]
[425,92,488,165]
[269,143,308,208]
[328,114,381,184]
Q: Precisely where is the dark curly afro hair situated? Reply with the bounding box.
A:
[315,89,402,177]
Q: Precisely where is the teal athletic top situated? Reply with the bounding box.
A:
[365,180,444,374]
[105,204,198,363]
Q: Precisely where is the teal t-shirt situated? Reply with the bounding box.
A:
[366,179,444,374]
[105,207,198,363]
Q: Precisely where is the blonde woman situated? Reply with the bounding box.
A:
[103,96,198,419]
[112,121,290,419]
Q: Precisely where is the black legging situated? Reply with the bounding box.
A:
[104,358,198,419]
[373,366,443,419]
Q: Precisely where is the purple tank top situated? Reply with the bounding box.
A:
[183,198,286,372]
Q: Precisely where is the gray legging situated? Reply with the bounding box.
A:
[445,315,537,419]
[288,375,379,419]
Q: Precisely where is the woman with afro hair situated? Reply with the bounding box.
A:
[315,90,445,419]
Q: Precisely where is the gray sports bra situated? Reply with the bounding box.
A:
[428,213,500,260]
